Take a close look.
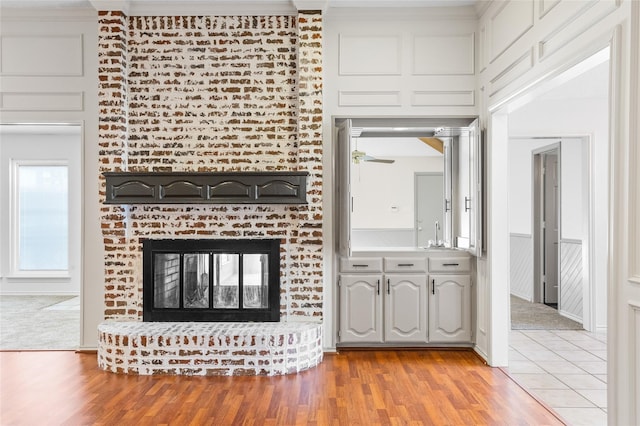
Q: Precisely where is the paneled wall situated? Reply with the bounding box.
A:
[0,9,103,350]
[324,8,478,116]
[509,234,533,301]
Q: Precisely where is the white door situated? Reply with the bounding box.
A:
[0,125,82,294]
[415,173,444,247]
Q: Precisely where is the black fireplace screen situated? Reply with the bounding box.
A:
[143,239,280,322]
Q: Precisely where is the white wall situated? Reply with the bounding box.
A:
[0,9,102,350]
[508,137,586,239]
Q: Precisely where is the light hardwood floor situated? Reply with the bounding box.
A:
[0,349,564,425]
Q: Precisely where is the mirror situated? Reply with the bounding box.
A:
[336,117,477,252]
[351,136,446,248]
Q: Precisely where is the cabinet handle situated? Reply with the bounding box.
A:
[397,263,414,267]
[387,279,390,295]
[432,279,435,295]
[445,199,451,212]
[465,196,471,212]
[352,264,369,268]
[442,263,459,266]
[377,279,380,295]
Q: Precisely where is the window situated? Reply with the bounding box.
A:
[12,162,69,275]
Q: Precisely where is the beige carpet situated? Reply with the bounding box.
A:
[511,295,583,330]
[0,295,80,350]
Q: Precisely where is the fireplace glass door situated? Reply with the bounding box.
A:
[144,239,280,322]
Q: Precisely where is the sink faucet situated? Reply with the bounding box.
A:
[434,221,442,247]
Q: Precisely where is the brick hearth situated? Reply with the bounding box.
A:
[98,321,323,376]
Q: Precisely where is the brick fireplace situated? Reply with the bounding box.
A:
[97,11,323,375]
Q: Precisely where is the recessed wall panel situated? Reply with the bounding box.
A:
[0,35,83,76]
[0,92,84,111]
[339,35,401,76]
[338,90,401,107]
[412,34,474,75]
[539,0,619,60]
[489,49,534,97]
[411,90,474,107]
[490,0,534,62]
[540,0,562,19]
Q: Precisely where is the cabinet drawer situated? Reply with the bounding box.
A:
[383,257,426,273]
[428,257,470,273]
[340,257,383,273]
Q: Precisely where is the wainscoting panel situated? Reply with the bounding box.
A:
[338,34,402,76]
[510,234,533,300]
[560,239,583,322]
[0,35,83,76]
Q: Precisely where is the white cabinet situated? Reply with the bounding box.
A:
[339,274,383,343]
[428,275,471,342]
[339,257,427,344]
[339,253,472,346]
[384,274,428,342]
[428,256,472,343]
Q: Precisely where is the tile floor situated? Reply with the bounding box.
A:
[507,329,607,426]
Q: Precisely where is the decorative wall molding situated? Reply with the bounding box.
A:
[0,34,83,76]
[338,90,401,107]
[560,239,583,322]
[104,172,309,205]
[411,90,474,107]
[411,33,474,75]
[89,0,298,16]
[0,92,84,111]
[539,0,562,20]
[489,48,534,97]
[338,34,402,76]
[538,0,620,61]
[630,0,640,285]
[509,233,533,300]
[489,0,534,64]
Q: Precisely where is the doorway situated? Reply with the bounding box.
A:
[0,124,82,350]
[533,146,560,308]
[415,172,444,247]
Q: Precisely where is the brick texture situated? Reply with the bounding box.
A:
[98,321,323,376]
[98,14,323,321]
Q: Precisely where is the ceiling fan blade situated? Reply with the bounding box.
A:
[362,155,395,164]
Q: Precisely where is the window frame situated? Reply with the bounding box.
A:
[9,159,71,278]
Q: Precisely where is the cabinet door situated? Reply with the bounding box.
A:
[339,274,383,343]
[428,275,471,343]
[384,275,428,342]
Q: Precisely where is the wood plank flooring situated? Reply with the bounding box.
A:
[0,349,563,425]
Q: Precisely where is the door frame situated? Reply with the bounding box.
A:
[414,171,445,247]
[532,143,561,307]
[0,123,83,295]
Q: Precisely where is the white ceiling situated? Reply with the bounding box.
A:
[1,0,477,10]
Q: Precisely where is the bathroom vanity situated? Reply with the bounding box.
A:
[338,248,472,346]
[334,117,482,348]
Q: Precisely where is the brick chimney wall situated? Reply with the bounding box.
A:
[97,12,323,322]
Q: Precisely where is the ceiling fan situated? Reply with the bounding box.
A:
[351,149,395,164]
[350,128,395,164]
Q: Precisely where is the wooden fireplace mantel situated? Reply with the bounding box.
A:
[103,171,308,205]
